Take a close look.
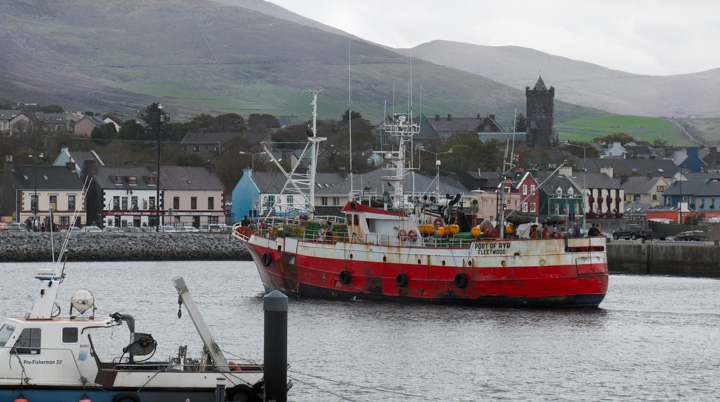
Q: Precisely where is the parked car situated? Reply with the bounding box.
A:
[208,224,229,233]
[178,226,200,232]
[80,225,102,233]
[0,223,28,232]
[675,230,708,241]
[612,224,653,240]
[160,225,177,232]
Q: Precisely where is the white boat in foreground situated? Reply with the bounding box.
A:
[0,267,271,402]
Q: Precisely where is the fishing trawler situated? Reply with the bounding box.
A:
[0,193,275,401]
[233,92,608,307]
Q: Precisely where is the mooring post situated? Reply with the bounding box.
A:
[264,290,288,402]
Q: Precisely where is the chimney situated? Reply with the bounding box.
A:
[447,114,451,121]
[477,113,481,119]
[66,161,75,170]
[435,114,439,121]
[83,158,98,175]
[489,114,496,121]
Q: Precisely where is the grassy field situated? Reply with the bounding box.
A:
[556,116,690,146]
[675,118,720,145]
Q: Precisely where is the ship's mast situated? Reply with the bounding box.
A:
[309,90,321,219]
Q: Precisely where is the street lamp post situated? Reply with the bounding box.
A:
[419,148,452,197]
[29,153,44,232]
[566,143,591,230]
[155,104,165,232]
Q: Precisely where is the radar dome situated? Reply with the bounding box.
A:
[71,289,95,313]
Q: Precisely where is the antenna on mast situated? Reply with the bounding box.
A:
[348,41,354,197]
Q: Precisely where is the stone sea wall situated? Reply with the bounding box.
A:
[607,240,720,278]
[0,232,251,262]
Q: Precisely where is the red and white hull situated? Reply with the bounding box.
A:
[241,234,608,307]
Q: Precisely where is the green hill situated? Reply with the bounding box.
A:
[557,116,690,146]
[0,0,603,125]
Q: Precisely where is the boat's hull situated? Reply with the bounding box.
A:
[243,235,609,308]
[0,387,228,402]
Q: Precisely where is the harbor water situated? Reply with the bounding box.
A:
[1,261,719,401]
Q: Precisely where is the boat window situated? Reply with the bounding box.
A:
[0,324,16,347]
[11,328,41,355]
[62,327,78,344]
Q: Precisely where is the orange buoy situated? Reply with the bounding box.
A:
[471,226,482,237]
[436,226,446,237]
[449,224,460,234]
[229,361,241,371]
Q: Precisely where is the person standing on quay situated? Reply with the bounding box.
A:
[588,223,600,237]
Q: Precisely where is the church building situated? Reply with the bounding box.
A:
[526,76,556,148]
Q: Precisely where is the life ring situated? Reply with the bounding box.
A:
[397,229,408,242]
[454,273,469,289]
[261,252,272,267]
[339,270,352,285]
[407,230,418,242]
[395,273,408,287]
[112,393,140,402]
[433,218,443,229]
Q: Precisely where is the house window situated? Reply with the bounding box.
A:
[530,185,536,194]
[193,146,199,152]
[59,216,69,225]
[208,216,219,224]
[68,195,76,210]
[657,186,666,192]
[267,195,275,208]
[121,197,128,210]
[114,176,123,185]
[49,195,57,210]
[652,195,657,201]
[129,176,137,185]
[173,197,180,210]
[287,195,294,205]
[321,197,328,206]
[554,204,560,215]
[12,328,41,355]
[530,203,536,213]
[191,197,197,210]
[113,196,120,210]
[149,197,155,209]
[208,197,214,210]
[31,195,37,211]
[147,176,156,186]
[522,202,528,212]
[131,196,138,210]
[333,197,340,206]
[523,185,527,195]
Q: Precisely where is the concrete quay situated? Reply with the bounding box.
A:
[0,232,251,262]
[607,240,720,278]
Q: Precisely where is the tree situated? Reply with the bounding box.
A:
[90,123,118,144]
[138,103,170,141]
[342,109,363,123]
[594,132,634,145]
[248,114,280,132]
[118,119,145,142]
[36,104,64,113]
[514,113,526,133]
[205,113,246,132]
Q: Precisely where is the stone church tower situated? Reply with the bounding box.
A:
[525,76,555,148]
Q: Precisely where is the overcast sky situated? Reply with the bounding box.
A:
[266,0,719,76]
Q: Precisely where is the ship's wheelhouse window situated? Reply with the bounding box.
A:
[353,214,359,226]
[12,328,41,354]
[62,327,78,344]
[0,324,16,347]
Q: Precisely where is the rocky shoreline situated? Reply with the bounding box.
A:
[0,232,251,262]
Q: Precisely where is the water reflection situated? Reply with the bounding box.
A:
[1,262,719,401]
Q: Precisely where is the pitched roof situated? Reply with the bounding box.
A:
[9,165,84,190]
[583,158,678,178]
[0,109,22,120]
[571,172,622,190]
[160,166,223,191]
[91,166,156,189]
[621,176,662,194]
[533,76,547,90]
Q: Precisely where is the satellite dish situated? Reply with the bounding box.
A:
[71,289,95,314]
